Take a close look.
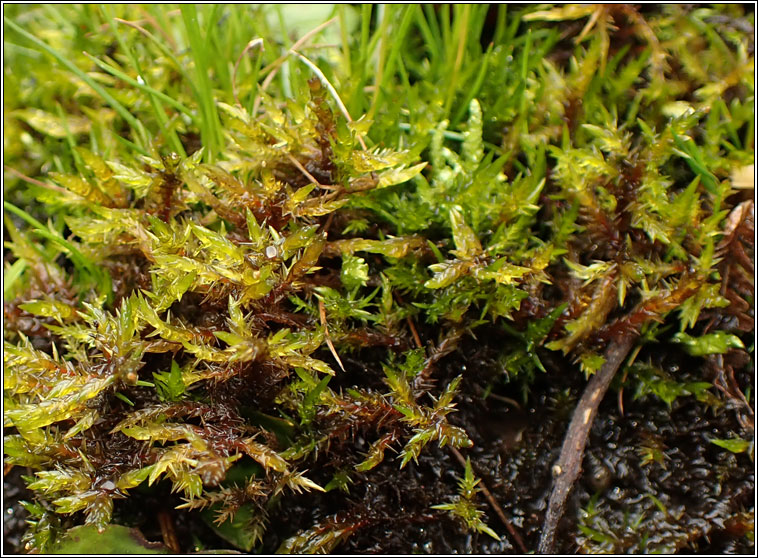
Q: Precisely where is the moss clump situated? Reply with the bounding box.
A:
[3,4,754,554]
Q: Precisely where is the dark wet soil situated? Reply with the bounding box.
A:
[3,467,33,554]
[256,336,755,554]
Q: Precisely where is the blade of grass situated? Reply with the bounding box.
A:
[442,5,471,118]
[82,52,195,120]
[451,42,495,126]
[101,6,186,157]
[366,5,390,121]
[274,5,295,100]
[204,5,227,80]
[351,4,373,116]
[180,4,223,161]
[232,38,264,108]
[244,48,265,115]
[4,259,27,298]
[468,4,491,49]
[3,41,44,59]
[440,5,453,56]
[338,5,352,78]
[415,5,441,61]
[4,16,149,150]
[111,131,151,158]
[41,4,76,34]
[253,17,338,115]
[491,5,508,46]
[424,4,443,55]
[4,201,112,301]
[113,16,200,102]
[373,5,415,116]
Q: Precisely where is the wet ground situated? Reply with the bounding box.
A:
[258,337,755,554]
[3,467,33,554]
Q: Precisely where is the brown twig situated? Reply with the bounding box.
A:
[483,391,522,411]
[616,343,642,417]
[157,508,180,554]
[286,153,324,188]
[136,7,178,51]
[252,17,338,116]
[537,335,636,554]
[232,38,264,108]
[113,17,175,52]
[4,165,72,195]
[391,291,423,349]
[449,446,527,553]
[406,316,423,349]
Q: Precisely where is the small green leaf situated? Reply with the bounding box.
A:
[424,260,472,289]
[105,161,153,198]
[449,207,482,259]
[579,352,606,377]
[19,300,75,322]
[341,254,369,290]
[153,360,186,402]
[672,331,745,356]
[710,437,752,454]
[13,108,91,138]
[48,524,168,554]
[376,162,427,188]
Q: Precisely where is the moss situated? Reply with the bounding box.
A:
[3,4,754,554]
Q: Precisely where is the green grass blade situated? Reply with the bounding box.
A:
[82,53,195,122]
[3,16,148,150]
[98,8,186,157]
[4,201,112,301]
[181,4,223,161]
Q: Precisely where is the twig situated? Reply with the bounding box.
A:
[537,335,636,554]
[449,447,527,553]
[136,7,178,51]
[114,17,175,51]
[232,38,263,108]
[157,508,180,553]
[4,165,72,196]
[406,316,422,349]
[394,291,423,349]
[616,343,642,417]
[252,17,338,116]
[286,153,323,187]
[290,49,368,151]
[484,391,522,411]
